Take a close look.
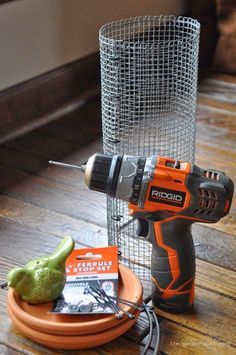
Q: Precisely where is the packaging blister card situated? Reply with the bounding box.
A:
[50,246,118,314]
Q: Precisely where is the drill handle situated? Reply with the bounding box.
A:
[147,217,196,313]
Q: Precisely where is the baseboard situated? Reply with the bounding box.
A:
[0,52,100,144]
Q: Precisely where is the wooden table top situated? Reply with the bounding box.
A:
[0,72,235,354]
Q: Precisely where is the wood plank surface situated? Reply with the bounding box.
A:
[159,320,235,355]
[0,215,235,353]
[0,195,108,249]
[196,73,236,237]
[0,72,235,354]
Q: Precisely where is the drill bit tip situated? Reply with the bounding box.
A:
[48,160,83,170]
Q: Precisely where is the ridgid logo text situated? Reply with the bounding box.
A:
[151,190,183,202]
[149,186,186,207]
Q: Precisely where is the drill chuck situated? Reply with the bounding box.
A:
[84,153,122,197]
[84,153,148,205]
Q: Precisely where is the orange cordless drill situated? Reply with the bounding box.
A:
[49,153,234,313]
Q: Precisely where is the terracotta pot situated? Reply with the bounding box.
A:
[8,299,140,350]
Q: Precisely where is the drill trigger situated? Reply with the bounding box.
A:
[136,218,149,237]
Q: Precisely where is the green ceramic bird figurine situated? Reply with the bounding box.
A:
[7,236,75,304]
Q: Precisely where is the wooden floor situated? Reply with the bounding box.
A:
[0,72,235,354]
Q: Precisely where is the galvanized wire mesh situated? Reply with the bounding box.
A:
[99,16,200,280]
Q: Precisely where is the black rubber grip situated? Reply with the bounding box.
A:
[148,218,195,313]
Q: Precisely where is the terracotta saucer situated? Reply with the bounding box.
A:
[8,304,139,350]
[8,264,142,335]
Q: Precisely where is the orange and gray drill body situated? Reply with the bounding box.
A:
[81,153,234,313]
[50,153,234,313]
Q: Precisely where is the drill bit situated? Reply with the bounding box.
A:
[49,160,85,172]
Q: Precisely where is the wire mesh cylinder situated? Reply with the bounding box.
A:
[99,16,200,279]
